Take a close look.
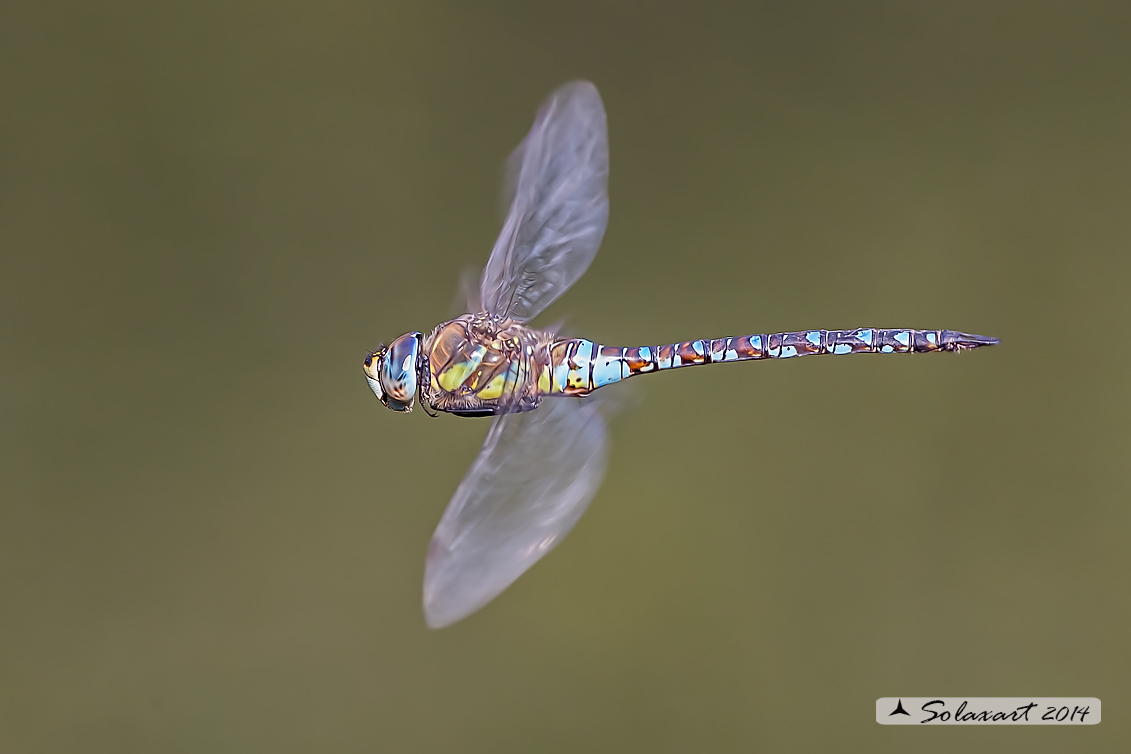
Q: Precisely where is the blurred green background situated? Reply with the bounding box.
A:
[2,1,1129,751]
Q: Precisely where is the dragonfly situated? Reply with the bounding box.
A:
[364,81,999,628]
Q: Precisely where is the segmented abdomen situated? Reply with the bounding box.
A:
[547,328,999,396]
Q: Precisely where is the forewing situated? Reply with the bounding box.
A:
[423,395,609,628]
[480,81,609,322]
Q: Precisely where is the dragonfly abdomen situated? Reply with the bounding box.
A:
[547,328,999,395]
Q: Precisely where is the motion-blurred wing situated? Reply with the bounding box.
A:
[423,396,609,628]
[480,81,609,322]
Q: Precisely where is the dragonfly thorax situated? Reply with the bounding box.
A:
[423,314,556,416]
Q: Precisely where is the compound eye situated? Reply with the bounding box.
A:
[379,333,421,411]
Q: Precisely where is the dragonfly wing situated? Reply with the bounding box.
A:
[423,395,610,628]
[480,81,609,322]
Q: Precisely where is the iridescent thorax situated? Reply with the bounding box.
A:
[423,314,556,416]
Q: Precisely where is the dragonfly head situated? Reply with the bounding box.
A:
[364,332,422,412]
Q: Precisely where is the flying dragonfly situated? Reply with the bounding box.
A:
[364,81,999,628]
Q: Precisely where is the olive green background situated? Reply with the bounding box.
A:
[3,1,1128,752]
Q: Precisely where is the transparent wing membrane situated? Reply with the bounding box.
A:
[480,81,610,322]
[423,395,610,627]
